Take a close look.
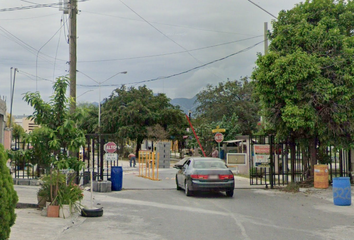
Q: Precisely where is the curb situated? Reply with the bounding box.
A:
[16,202,39,209]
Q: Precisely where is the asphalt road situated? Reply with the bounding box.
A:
[11,168,354,240]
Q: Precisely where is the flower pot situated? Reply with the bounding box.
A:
[59,205,72,218]
[47,205,59,218]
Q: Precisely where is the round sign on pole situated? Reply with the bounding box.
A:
[104,142,117,153]
[214,133,224,143]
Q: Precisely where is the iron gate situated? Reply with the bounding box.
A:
[249,135,352,188]
[82,134,121,184]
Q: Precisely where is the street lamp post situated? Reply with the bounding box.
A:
[78,70,127,181]
[93,71,127,132]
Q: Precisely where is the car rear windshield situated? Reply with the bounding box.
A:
[193,160,227,169]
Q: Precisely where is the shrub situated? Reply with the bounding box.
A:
[0,144,18,239]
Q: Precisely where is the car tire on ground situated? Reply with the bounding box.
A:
[185,181,192,196]
[176,176,182,190]
[81,207,104,217]
[226,190,234,197]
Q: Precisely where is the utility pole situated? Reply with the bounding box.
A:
[264,22,268,55]
[9,68,17,129]
[69,0,77,114]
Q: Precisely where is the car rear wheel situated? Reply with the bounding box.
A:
[226,190,234,197]
[176,176,182,190]
[185,181,192,196]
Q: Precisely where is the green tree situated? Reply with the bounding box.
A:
[188,122,215,156]
[25,127,53,176]
[195,77,259,135]
[187,114,240,156]
[12,124,25,140]
[101,85,186,155]
[0,144,18,239]
[76,102,99,134]
[23,76,86,171]
[252,0,354,174]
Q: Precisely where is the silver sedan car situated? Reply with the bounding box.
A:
[174,157,235,197]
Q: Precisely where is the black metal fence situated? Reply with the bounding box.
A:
[249,135,352,188]
[82,134,121,183]
[9,138,38,180]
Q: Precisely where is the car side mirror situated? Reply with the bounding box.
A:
[174,165,183,169]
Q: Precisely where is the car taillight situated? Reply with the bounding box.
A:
[191,174,209,179]
[219,174,234,180]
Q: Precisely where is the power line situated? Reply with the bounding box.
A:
[122,1,246,81]
[17,69,53,83]
[78,40,264,88]
[0,13,59,21]
[0,0,88,12]
[36,17,68,89]
[247,0,277,19]
[82,10,253,36]
[126,40,264,86]
[0,24,67,63]
[78,35,263,63]
[53,17,64,81]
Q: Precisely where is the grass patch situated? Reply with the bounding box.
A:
[281,183,300,193]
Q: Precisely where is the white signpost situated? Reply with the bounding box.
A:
[104,153,118,162]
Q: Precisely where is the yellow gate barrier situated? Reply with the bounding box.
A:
[138,151,160,181]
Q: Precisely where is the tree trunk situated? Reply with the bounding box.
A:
[136,138,143,157]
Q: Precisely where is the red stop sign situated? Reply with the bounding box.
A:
[214,133,224,143]
[104,142,117,153]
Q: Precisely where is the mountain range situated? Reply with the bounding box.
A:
[170,95,199,115]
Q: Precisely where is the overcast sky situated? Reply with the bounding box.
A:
[1,0,301,116]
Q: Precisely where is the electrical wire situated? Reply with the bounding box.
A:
[0,24,67,63]
[53,17,64,81]
[35,16,68,90]
[17,69,53,83]
[78,35,263,62]
[77,40,264,88]
[119,0,228,81]
[0,0,88,12]
[82,10,253,36]
[247,0,277,19]
[0,13,59,21]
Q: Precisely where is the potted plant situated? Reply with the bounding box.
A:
[37,170,63,217]
[39,170,84,218]
[57,177,84,218]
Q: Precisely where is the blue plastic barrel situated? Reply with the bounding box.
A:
[111,166,123,191]
[333,177,351,206]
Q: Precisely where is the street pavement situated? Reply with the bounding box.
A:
[9,160,350,240]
